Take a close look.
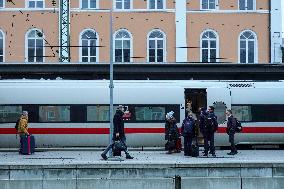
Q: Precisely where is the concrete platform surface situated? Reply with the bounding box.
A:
[1,150,284,167]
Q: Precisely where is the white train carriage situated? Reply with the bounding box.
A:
[0,80,284,148]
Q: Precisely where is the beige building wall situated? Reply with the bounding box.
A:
[0,0,272,63]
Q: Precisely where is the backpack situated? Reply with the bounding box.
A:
[235,118,242,133]
[183,118,194,134]
[15,118,20,131]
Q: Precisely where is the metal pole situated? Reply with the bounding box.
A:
[109,2,114,158]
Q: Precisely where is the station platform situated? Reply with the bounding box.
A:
[1,150,284,189]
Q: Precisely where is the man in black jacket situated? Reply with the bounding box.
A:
[203,106,218,157]
[101,105,134,160]
[226,110,238,155]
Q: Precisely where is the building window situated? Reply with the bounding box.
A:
[28,0,44,8]
[201,0,217,10]
[0,30,3,62]
[80,29,98,62]
[0,0,4,8]
[81,0,97,9]
[114,29,132,62]
[148,30,166,62]
[115,0,131,9]
[148,0,165,10]
[239,0,255,10]
[201,30,218,62]
[26,29,44,62]
[239,30,257,63]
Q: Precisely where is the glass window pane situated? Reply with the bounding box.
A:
[115,49,122,62]
[36,39,43,48]
[39,106,70,122]
[90,57,96,62]
[0,0,3,8]
[87,106,110,121]
[149,49,155,57]
[0,106,22,122]
[123,49,130,62]
[240,40,246,49]
[157,49,163,59]
[29,1,35,8]
[135,107,165,121]
[82,0,88,8]
[28,39,35,48]
[116,1,122,9]
[239,0,246,10]
[202,0,208,9]
[209,0,215,9]
[202,40,208,48]
[82,57,88,62]
[149,56,155,62]
[37,1,43,8]
[157,0,163,9]
[36,47,43,62]
[149,40,155,49]
[0,38,3,55]
[210,40,216,48]
[82,47,88,56]
[210,49,216,62]
[149,0,155,9]
[157,40,163,48]
[115,40,122,49]
[124,0,130,9]
[202,49,208,62]
[90,0,96,8]
[28,48,35,62]
[240,49,246,63]
[247,0,254,10]
[90,46,96,56]
[0,56,3,62]
[123,40,130,49]
[232,106,252,122]
[248,41,255,63]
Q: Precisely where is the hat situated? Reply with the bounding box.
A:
[22,111,28,116]
[209,106,215,111]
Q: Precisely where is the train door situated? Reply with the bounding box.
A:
[184,89,207,144]
[206,88,231,126]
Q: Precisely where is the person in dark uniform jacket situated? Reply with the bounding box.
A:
[101,105,134,160]
[203,106,218,157]
[226,110,238,155]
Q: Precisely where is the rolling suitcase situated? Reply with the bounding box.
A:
[191,138,199,157]
[20,135,35,155]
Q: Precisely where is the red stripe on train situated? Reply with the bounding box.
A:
[1,127,284,135]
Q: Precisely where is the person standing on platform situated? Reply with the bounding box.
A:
[226,110,238,155]
[101,105,134,160]
[203,106,218,157]
[181,113,196,156]
[17,111,29,137]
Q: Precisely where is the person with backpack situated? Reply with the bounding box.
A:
[203,106,218,157]
[17,111,29,137]
[226,110,238,155]
[165,113,180,154]
[181,113,196,156]
[101,105,134,160]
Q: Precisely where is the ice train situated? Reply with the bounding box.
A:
[0,80,284,148]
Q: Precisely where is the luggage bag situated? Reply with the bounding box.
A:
[191,138,199,157]
[20,135,35,155]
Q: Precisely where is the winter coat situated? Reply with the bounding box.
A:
[181,116,196,137]
[18,115,29,134]
[113,110,125,140]
[227,115,236,135]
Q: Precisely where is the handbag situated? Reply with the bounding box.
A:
[113,140,126,152]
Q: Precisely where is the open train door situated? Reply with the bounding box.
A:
[206,87,231,127]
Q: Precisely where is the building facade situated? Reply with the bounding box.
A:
[0,0,282,63]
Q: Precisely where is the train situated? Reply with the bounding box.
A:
[0,79,284,148]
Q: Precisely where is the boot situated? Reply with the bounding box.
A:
[126,154,134,159]
[101,153,108,160]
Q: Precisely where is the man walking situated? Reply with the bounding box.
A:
[101,105,134,160]
[226,110,238,155]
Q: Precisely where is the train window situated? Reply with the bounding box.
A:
[0,106,22,122]
[135,106,165,121]
[251,105,284,122]
[87,106,110,122]
[39,106,70,122]
[232,105,252,122]
[213,102,227,124]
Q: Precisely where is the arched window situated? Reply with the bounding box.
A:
[26,29,44,62]
[201,30,218,62]
[0,30,4,62]
[239,30,257,63]
[114,29,132,62]
[80,29,98,62]
[148,30,166,62]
